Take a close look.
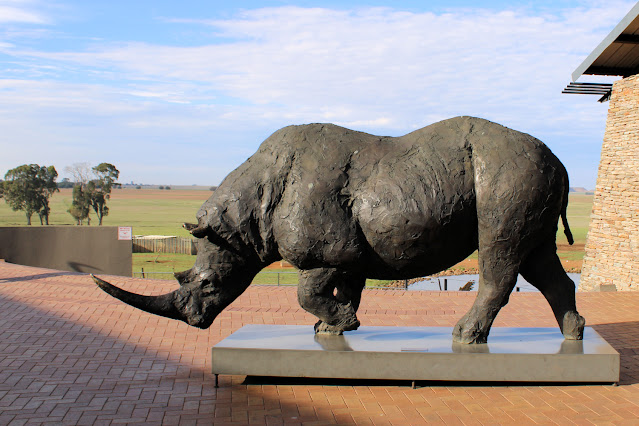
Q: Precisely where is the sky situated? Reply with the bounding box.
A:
[0,0,636,188]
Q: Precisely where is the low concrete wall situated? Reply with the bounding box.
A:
[0,226,132,277]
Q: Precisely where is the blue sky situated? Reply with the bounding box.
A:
[0,0,635,187]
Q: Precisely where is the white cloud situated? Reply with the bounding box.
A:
[0,0,46,24]
[12,5,623,115]
[0,1,636,186]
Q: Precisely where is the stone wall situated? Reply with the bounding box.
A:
[580,74,639,291]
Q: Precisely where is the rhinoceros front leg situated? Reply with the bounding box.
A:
[297,268,364,335]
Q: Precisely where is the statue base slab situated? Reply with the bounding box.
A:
[211,325,619,384]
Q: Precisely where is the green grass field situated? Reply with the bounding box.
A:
[557,193,592,262]
[562,193,593,243]
[0,188,211,236]
[0,188,593,286]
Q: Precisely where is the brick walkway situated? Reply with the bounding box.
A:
[1,261,638,425]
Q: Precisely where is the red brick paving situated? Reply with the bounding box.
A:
[1,261,639,425]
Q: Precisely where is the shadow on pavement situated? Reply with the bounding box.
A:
[0,291,329,424]
[592,321,639,385]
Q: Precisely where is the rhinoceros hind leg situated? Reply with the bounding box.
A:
[520,243,585,340]
[453,252,520,344]
[298,268,364,335]
[561,311,586,340]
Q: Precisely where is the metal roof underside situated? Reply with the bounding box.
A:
[572,2,639,81]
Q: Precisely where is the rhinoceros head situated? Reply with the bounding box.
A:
[92,221,259,329]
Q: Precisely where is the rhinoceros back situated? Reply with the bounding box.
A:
[196,117,569,278]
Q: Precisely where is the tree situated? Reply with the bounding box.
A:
[3,164,59,225]
[65,162,119,225]
[64,162,92,187]
[37,166,59,225]
[68,185,91,225]
[66,162,92,225]
[58,178,74,189]
[88,163,120,226]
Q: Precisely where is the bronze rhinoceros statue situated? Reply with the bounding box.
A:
[94,116,585,344]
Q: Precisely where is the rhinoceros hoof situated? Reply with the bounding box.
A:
[562,311,585,340]
[314,318,360,335]
[452,322,488,344]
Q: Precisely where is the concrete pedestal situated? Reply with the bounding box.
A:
[212,325,619,384]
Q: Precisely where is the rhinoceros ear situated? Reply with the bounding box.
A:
[183,222,207,238]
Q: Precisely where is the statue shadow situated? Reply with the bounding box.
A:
[0,270,83,283]
[0,291,334,424]
[67,261,103,273]
[592,321,639,385]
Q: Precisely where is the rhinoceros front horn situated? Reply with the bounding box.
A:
[91,274,186,322]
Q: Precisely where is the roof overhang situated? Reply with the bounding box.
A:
[572,2,639,81]
[562,82,614,102]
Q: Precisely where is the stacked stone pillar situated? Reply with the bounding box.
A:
[579,74,639,291]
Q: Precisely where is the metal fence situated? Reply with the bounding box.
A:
[130,270,560,293]
[132,270,301,286]
[131,270,402,289]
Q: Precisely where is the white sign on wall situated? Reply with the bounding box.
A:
[118,226,132,240]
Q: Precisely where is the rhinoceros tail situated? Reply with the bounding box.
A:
[561,173,574,246]
[562,209,574,245]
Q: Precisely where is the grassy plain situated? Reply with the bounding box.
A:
[557,193,592,264]
[0,188,212,236]
[0,188,593,284]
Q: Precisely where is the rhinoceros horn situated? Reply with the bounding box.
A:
[91,274,187,322]
[183,222,208,238]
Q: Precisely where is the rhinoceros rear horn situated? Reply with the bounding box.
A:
[92,274,186,322]
[174,268,193,285]
[183,222,207,238]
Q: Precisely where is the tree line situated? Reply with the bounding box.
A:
[1,163,120,226]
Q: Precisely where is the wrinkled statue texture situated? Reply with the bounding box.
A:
[94,116,585,344]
